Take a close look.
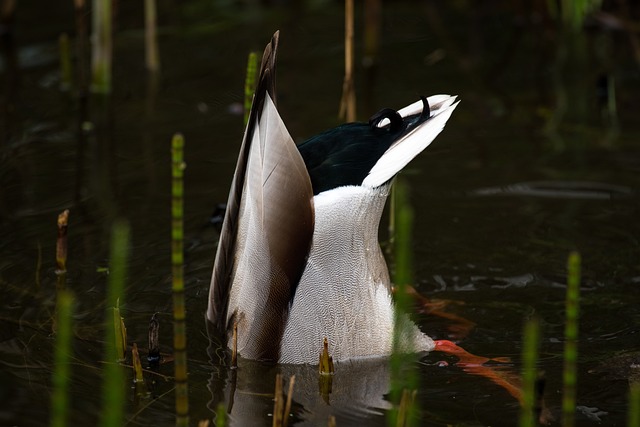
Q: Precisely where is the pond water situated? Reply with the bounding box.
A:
[1,1,639,426]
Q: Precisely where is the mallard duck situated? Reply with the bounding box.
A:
[206,31,459,364]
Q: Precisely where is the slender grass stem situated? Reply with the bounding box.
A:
[171,133,189,426]
[244,52,258,127]
[388,179,418,427]
[339,0,356,121]
[144,0,160,74]
[629,383,640,427]
[519,317,541,427]
[50,290,74,427]
[562,251,581,427]
[58,33,72,91]
[101,220,130,427]
[91,0,112,94]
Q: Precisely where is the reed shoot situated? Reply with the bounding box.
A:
[171,133,189,426]
[519,317,541,427]
[562,251,581,427]
[50,290,74,427]
[58,33,72,91]
[144,0,160,74]
[100,220,130,427]
[91,0,112,94]
[244,52,258,126]
[629,383,640,427]
[388,179,418,427]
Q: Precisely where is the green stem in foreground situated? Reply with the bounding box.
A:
[171,133,189,426]
[629,383,640,427]
[244,51,258,127]
[519,317,541,427]
[388,179,417,427]
[101,220,130,427]
[50,290,74,427]
[562,251,581,427]
[90,0,112,94]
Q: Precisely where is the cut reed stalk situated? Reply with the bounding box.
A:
[244,52,258,127]
[56,210,69,274]
[282,375,295,427]
[519,317,541,427]
[562,251,581,427]
[100,220,130,427]
[132,343,144,384]
[50,290,74,427]
[339,0,356,121]
[144,0,160,74]
[272,374,284,427]
[171,133,189,426]
[53,210,70,334]
[148,313,161,364]
[112,300,127,362]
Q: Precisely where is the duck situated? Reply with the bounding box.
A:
[206,31,459,364]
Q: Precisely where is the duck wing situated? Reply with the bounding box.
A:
[207,31,315,352]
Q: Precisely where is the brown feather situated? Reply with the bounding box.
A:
[207,31,314,360]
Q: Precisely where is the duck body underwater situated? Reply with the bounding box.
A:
[206,31,459,364]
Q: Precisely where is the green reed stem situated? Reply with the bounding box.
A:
[91,0,112,94]
[144,0,160,74]
[562,251,581,427]
[244,51,258,127]
[50,290,74,427]
[171,133,189,426]
[215,402,227,427]
[629,383,640,427]
[100,220,130,427]
[519,317,541,427]
[388,179,417,427]
[58,33,72,91]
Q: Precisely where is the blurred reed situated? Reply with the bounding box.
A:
[339,0,356,122]
[563,251,581,427]
[144,0,160,74]
[630,383,640,427]
[50,290,74,427]
[388,178,418,427]
[100,220,130,427]
[91,0,112,94]
[58,33,72,91]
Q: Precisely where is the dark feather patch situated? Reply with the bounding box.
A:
[298,103,431,195]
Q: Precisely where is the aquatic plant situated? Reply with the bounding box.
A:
[519,317,541,427]
[171,133,190,426]
[563,252,581,427]
[50,290,74,427]
[388,178,419,427]
[100,220,130,427]
[91,0,112,94]
[244,52,258,126]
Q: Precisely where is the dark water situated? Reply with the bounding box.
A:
[1,1,639,426]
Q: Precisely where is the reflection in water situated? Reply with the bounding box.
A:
[472,180,633,200]
[207,351,394,426]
